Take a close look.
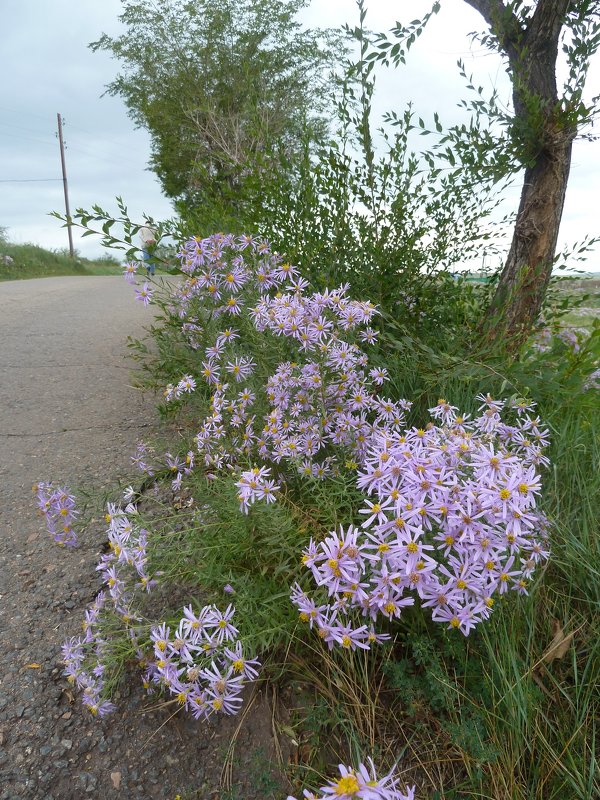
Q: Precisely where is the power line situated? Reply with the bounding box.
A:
[0,124,145,171]
[0,105,57,123]
[0,178,62,183]
[0,130,57,147]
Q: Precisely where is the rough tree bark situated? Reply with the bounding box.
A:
[465,0,578,347]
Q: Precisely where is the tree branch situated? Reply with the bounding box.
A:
[463,0,524,63]
[463,0,509,29]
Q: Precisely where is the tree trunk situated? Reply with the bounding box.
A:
[483,124,575,345]
[464,0,577,349]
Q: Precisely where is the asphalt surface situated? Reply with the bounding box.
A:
[0,275,155,493]
[0,276,158,798]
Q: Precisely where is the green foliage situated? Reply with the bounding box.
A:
[132,475,307,653]
[249,105,502,321]
[51,196,185,270]
[91,0,341,233]
[219,748,282,800]
[239,7,505,329]
[385,627,498,769]
[82,2,512,336]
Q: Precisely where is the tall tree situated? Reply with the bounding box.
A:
[369,1,600,347]
[464,0,600,346]
[91,0,340,232]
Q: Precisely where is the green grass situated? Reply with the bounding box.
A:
[0,241,122,281]
[443,402,600,800]
[550,277,600,332]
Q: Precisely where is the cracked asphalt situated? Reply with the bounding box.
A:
[0,276,284,799]
[0,276,158,797]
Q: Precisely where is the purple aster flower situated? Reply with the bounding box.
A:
[134,282,154,306]
[122,261,139,284]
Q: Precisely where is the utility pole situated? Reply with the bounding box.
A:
[56,113,74,258]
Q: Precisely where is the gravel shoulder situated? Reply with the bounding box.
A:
[0,276,284,800]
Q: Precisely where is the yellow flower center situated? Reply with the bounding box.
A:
[334,775,360,796]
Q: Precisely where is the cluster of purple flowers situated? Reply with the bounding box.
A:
[59,495,161,718]
[171,232,297,319]
[34,482,79,547]
[235,466,279,513]
[533,325,589,354]
[131,440,155,476]
[95,502,158,617]
[58,488,262,721]
[130,233,552,644]
[129,438,197,492]
[161,234,411,482]
[286,759,416,800]
[248,288,404,474]
[164,448,195,490]
[122,257,153,303]
[292,395,550,638]
[164,374,197,402]
[61,591,117,717]
[143,604,260,719]
[584,368,600,390]
[531,326,599,392]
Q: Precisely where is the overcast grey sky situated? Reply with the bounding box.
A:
[1,0,599,266]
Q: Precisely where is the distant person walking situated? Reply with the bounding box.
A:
[139,225,157,276]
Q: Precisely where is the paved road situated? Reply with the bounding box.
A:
[0,276,156,497]
[0,276,157,797]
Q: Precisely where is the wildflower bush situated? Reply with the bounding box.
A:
[293,394,550,642]
[37,229,571,800]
